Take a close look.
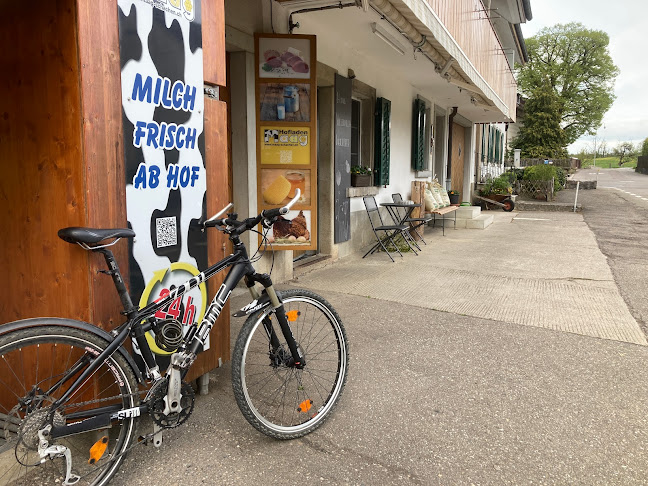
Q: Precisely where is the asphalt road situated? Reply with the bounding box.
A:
[109,169,648,486]
[573,168,648,334]
[112,290,648,486]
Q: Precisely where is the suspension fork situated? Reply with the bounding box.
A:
[246,274,305,368]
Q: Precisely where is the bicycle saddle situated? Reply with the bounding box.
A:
[58,227,136,245]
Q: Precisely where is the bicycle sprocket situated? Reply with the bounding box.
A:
[147,378,195,429]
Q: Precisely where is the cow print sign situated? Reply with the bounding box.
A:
[118,0,208,356]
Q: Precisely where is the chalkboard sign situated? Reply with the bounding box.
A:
[334,74,352,243]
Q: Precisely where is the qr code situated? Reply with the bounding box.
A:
[156,217,177,248]
[279,150,293,164]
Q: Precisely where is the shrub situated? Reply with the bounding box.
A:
[480,175,512,195]
[503,168,525,183]
[555,167,567,188]
[523,164,563,192]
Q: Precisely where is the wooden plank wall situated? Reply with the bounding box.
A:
[187,96,230,381]
[203,0,227,87]
[187,0,231,378]
[77,0,130,330]
[0,0,90,323]
[427,0,517,113]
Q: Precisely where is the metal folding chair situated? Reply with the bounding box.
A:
[363,196,414,262]
[392,193,431,245]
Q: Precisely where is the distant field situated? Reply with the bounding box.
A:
[580,156,638,169]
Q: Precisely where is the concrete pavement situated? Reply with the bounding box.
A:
[294,210,646,345]
[113,200,648,485]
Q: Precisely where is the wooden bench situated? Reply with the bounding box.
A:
[425,205,460,235]
[410,181,460,236]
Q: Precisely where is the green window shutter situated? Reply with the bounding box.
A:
[488,127,494,163]
[494,128,500,162]
[374,97,391,186]
[411,99,426,171]
[481,125,486,162]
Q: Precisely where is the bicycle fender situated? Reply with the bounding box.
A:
[0,317,144,383]
[232,293,274,317]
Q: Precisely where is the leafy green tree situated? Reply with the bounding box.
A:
[511,79,568,158]
[641,137,648,157]
[516,23,619,145]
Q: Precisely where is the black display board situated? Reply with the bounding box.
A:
[334,74,352,243]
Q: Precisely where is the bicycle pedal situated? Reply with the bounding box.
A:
[88,436,109,464]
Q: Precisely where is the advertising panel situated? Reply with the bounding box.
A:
[118,0,207,362]
[255,34,317,251]
[260,126,311,165]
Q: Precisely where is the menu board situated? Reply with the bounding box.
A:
[255,34,317,251]
[334,74,352,243]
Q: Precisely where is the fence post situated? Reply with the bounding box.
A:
[551,177,554,201]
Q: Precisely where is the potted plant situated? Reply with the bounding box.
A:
[448,190,460,205]
[479,175,512,201]
[351,165,372,187]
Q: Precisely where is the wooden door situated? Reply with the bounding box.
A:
[451,122,465,193]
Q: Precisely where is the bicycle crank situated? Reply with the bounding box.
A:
[147,377,195,429]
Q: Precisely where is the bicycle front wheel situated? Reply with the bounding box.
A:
[232,289,349,439]
[0,326,139,486]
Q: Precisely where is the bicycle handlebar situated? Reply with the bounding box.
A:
[203,189,301,235]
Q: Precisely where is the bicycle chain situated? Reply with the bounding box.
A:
[57,390,148,412]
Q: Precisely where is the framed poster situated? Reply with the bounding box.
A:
[259,83,311,122]
[260,126,311,165]
[255,33,317,251]
[261,168,311,206]
[258,37,312,79]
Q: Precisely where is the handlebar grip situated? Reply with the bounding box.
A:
[261,207,284,220]
[261,189,301,221]
[203,218,223,228]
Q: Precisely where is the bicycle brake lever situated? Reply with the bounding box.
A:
[261,218,274,229]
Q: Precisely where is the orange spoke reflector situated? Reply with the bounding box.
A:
[297,399,313,413]
[88,436,109,464]
[286,310,300,322]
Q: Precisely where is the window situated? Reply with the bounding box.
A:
[350,78,376,177]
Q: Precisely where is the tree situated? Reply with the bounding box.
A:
[516,23,619,145]
[614,142,636,165]
[599,140,608,157]
[511,79,568,158]
[641,137,648,157]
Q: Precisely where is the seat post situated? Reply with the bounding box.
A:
[95,248,137,319]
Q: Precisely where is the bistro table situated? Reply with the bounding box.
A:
[380,201,422,252]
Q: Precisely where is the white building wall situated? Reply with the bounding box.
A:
[314,34,445,212]
[223,0,490,279]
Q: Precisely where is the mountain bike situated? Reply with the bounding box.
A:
[0,190,349,485]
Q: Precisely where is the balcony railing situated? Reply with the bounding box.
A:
[426,0,517,115]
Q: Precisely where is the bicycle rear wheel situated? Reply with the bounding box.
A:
[232,289,349,439]
[0,326,139,486]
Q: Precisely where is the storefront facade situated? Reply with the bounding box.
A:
[0,0,529,371]
[224,0,529,278]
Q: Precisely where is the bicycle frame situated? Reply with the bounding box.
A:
[48,228,302,440]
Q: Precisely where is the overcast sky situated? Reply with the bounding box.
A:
[520,0,648,153]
